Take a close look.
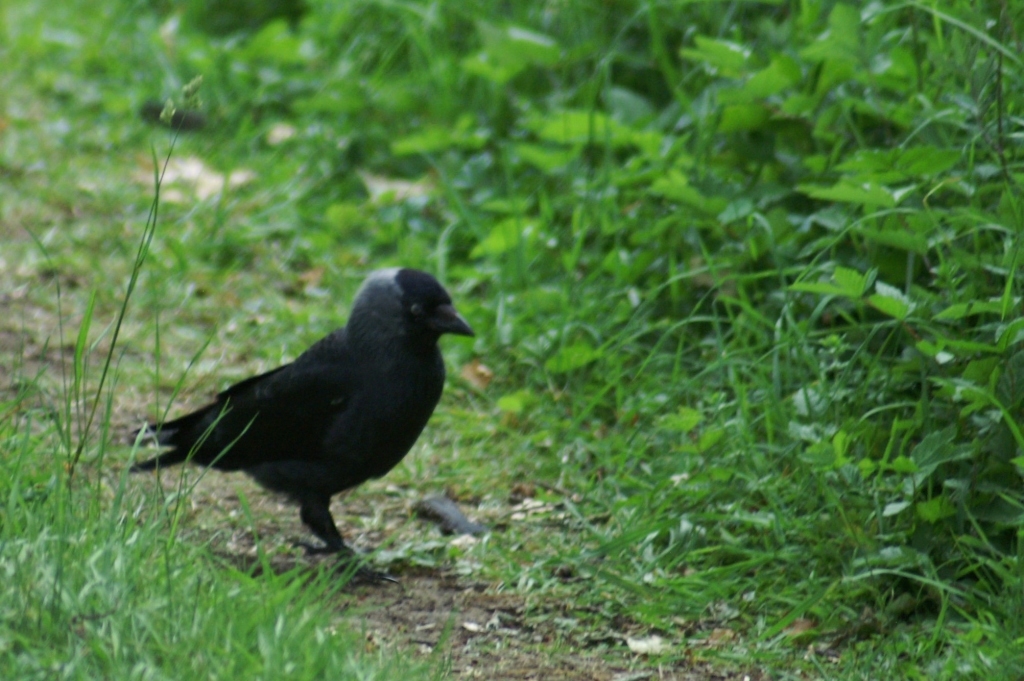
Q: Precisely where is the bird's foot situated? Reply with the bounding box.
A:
[295,541,342,556]
[337,560,399,585]
[333,549,398,584]
[294,541,398,584]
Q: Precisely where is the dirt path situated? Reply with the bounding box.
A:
[137,471,764,681]
[342,574,759,681]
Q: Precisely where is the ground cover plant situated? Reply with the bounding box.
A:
[2,0,1024,678]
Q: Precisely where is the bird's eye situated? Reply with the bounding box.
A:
[410,303,424,317]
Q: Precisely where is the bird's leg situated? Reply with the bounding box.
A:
[297,496,397,584]
[297,496,347,555]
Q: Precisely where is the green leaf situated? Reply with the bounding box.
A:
[662,407,703,434]
[470,218,538,258]
[514,143,578,173]
[648,171,729,215]
[962,357,1000,384]
[719,54,801,104]
[461,53,522,84]
[323,202,363,235]
[791,266,871,299]
[883,501,911,517]
[789,281,848,296]
[996,349,1024,406]
[856,227,927,254]
[497,390,533,414]
[545,342,602,374]
[680,36,750,77]
[294,86,363,115]
[889,456,918,474]
[934,301,1006,321]
[781,93,818,116]
[906,428,971,493]
[833,266,871,298]
[834,149,894,175]
[896,146,961,177]
[916,497,956,523]
[834,146,961,183]
[698,428,725,452]
[832,430,850,466]
[462,23,561,84]
[814,58,856,94]
[391,115,487,155]
[480,198,532,214]
[719,104,770,132]
[500,26,560,64]
[915,340,944,358]
[798,181,897,208]
[605,86,654,123]
[997,319,1024,351]
[718,198,754,224]
[747,54,801,94]
[244,20,306,65]
[869,281,913,319]
[527,110,662,155]
[800,3,860,63]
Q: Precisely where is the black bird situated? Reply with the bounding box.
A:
[132,268,474,555]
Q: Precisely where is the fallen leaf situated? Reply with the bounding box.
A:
[460,359,494,390]
[705,628,737,647]
[509,497,556,521]
[298,267,325,289]
[462,621,483,633]
[359,171,434,203]
[227,169,256,189]
[626,634,668,655]
[509,482,535,501]
[785,618,817,637]
[135,156,255,202]
[449,534,479,549]
[612,673,653,681]
[267,122,297,145]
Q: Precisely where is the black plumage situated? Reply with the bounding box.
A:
[132,268,474,554]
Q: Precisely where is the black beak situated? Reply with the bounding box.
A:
[430,304,475,337]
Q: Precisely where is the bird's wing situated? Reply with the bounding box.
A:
[215,365,289,400]
[148,356,361,471]
[243,360,357,417]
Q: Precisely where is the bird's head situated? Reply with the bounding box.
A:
[349,268,474,346]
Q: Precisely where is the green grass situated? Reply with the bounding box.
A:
[3,0,1024,677]
[0,363,430,678]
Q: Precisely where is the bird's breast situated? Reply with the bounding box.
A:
[358,357,445,470]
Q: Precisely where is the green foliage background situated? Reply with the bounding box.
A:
[3,0,1024,677]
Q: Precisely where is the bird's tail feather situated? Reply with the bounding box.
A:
[130,449,189,472]
[131,423,177,446]
[129,402,234,472]
[129,423,185,472]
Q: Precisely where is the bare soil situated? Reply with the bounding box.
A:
[175,473,764,681]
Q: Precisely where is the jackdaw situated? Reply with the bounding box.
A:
[132,268,474,556]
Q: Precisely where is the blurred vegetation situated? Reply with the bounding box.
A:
[3,0,1024,677]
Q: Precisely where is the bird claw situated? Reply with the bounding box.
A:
[342,563,400,585]
[294,541,398,584]
[332,552,398,584]
[295,541,342,556]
